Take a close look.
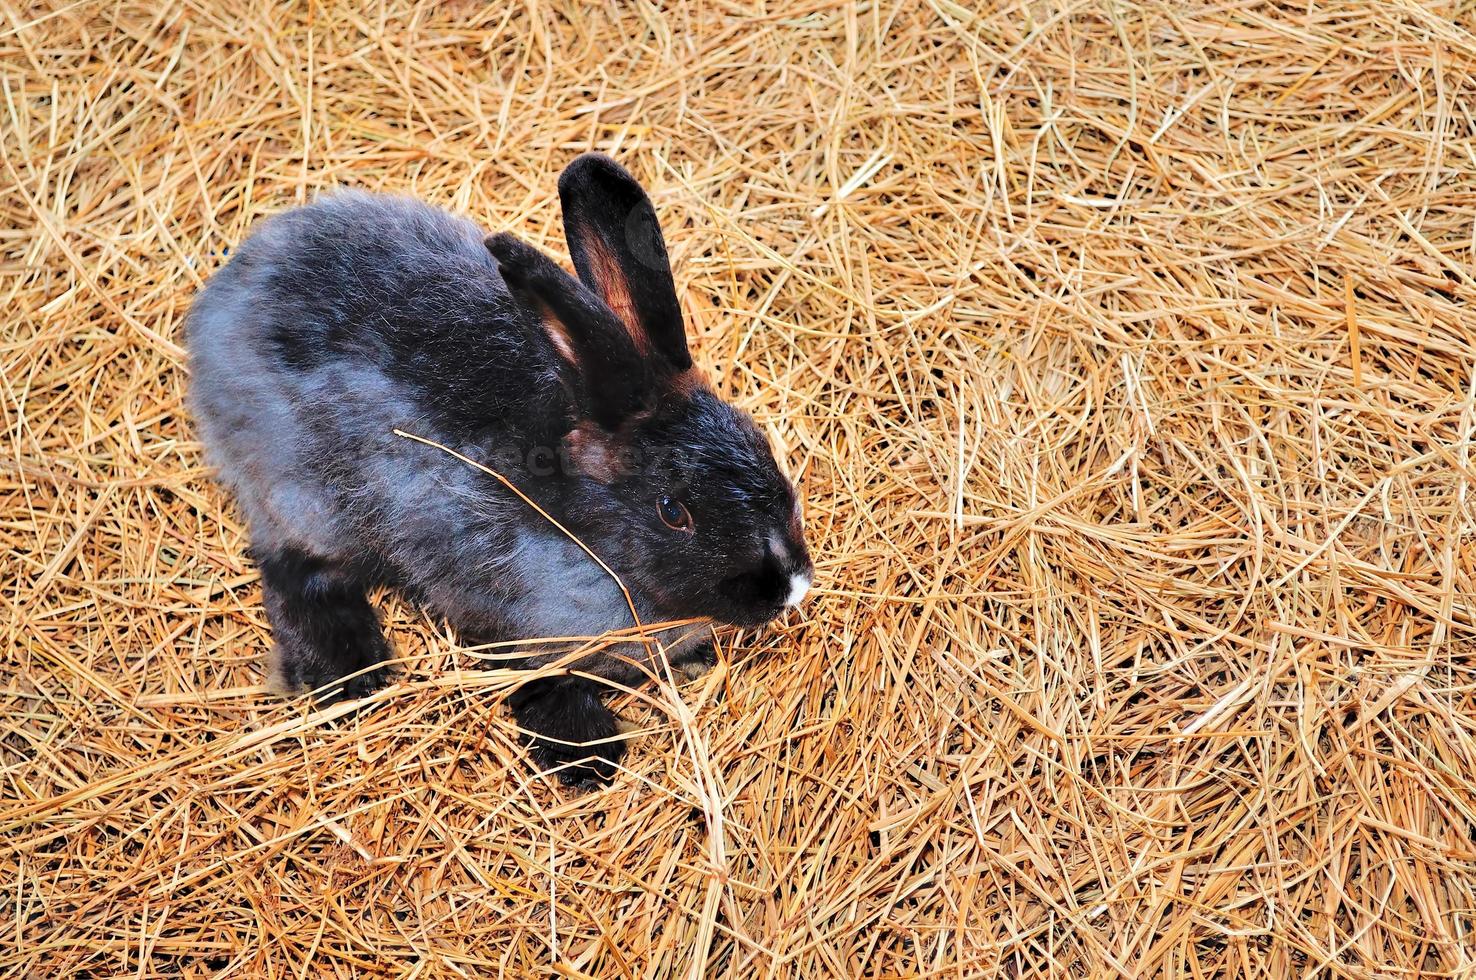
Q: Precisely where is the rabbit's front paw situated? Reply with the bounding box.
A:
[259,548,393,704]
[508,677,626,789]
[672,641,717,682]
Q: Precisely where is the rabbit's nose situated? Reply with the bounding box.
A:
[764,532,812,608]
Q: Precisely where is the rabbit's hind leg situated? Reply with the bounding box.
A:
[258,546,393,702]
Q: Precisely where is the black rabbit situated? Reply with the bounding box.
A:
[186,154,813,787]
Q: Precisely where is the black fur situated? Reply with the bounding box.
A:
[484,231,651,429]
[559,154,692,372]
[257,548,392,700]
[671,639,718,676]
[506,676,624,788]
[250,197,569,446]
[562,387,804,628]
[186,154,812,788]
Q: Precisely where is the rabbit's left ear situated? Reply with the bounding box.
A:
[485,232,652,431]
[558,154,692,373]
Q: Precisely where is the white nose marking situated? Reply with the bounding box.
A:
[785,571,813,608]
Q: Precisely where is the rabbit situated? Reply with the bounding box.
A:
[186,153,813,788]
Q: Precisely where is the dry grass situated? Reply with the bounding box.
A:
[5,0,1476,976]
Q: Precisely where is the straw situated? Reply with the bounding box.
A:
[4,0,1476,976]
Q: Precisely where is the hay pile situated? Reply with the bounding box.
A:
[5,0,1476,975]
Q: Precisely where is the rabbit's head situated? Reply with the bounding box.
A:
[488,154,812,628]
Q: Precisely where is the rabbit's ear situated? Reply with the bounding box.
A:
[558,154,692,373]
[485,232,650,430]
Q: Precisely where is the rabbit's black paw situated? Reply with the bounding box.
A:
[272,656,393,703]
[508,678,625,789]
[258,547,393,703]
[672,640,717,682]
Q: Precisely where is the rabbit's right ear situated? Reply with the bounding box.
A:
[486,232,650,430]
[558,154,692,374]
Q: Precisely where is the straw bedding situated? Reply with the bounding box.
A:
[5,0,1476,976]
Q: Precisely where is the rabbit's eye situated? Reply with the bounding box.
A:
[658,496,693,532]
